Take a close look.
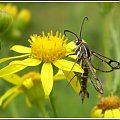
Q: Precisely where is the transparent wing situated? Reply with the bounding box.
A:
[85,58,104,94]
[91,50,120,72]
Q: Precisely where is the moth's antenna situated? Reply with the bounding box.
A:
[80,16,88,40]
[64,30,79,40]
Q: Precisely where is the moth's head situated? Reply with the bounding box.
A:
[75,38,82,45]
[64,16,88,46]
[75,39,86,46]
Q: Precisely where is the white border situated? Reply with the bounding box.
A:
[0,1,120,119]
[0,1,119,2]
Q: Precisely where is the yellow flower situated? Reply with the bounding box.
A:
[17,9,31,23]
[0,3,18,18]
[0,31,84,97]
[0,70,65,108]
[91,96,120,118]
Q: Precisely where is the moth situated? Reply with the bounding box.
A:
[64,17,120,102]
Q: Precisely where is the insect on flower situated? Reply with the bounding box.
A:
[64,17,120,103]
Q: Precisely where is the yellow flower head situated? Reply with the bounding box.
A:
[0,70,65,108]
[0,3,18,18]
[0,71,42,108]
[17,9,31,23]
[29,32,67,62]
[0,31,84,97]
[91,96,120,118]
[22,71,41,89]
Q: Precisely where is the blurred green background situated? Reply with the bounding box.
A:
[0,2,120,118]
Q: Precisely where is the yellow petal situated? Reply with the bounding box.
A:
[10,58,41,66]
[54,70,66,80]
[3,89,22,108]
[0,54,29,64]
[91,107,103,118]
[41,63,53,97]
[112,109,120,118]
[0,64,27,77]
[25,96,32,108]
[2,74,23,85]
[10,45,31,53]
[0,86,19,106]
[104,110,113,118]
[66,41,76,50]
[23,78,34,89]
[68,55,76,59]
[53,59,84,73]
[63,71,81,93]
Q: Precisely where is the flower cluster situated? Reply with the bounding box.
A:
[0,70,66,108]
[91,96,120,118]
[0,3,31,38]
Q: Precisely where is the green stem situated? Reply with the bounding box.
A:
[36,101,49,118]
[49,90,58,118]
[9,101,19,117]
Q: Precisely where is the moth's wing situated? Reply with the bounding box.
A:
[91,50,120,72]
[85,58,104,94]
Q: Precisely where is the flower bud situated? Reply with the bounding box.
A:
[12,9,31,33]
[17,9,31,23]
[0,10,13,34]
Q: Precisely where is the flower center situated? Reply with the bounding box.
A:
[97,96,120,110]
[29,31,67,62]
